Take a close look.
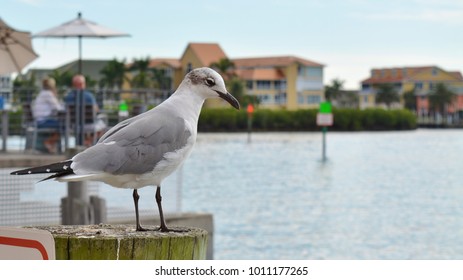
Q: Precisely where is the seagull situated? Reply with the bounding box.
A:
[11,67,240,232]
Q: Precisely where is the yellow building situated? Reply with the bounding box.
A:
[233,56,324,110]
[142,42,325,110]
[360,66,463,112]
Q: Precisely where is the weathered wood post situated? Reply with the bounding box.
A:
[29,225,208,260]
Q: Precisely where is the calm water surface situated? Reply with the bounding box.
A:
[181,130,463,259]
[4,129,463,259]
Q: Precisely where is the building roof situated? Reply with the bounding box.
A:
[148,58,181,69]
[182,42,227,67]
[232,55,324,68]
[449,71,463,80]
[235,68,285,80]
[362,66,463,84]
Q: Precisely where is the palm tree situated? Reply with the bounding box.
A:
[324,79,344,102]
[227,76,245,103]
[403,88,416,112]
[428,83,456,120]
[151,68,172,91]
[130,57,152,88]
[49,70,74,88]
[100,58,127,89]
[375,83,400,109]
[210,58,235,79]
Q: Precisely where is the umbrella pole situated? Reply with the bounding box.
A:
[78,35,82,74]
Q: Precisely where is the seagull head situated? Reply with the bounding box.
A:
[184,67,240,110]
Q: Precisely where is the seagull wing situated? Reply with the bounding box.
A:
[71,110,192,176]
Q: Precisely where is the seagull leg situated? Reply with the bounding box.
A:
[133,189,146,231]
[155,185,169,232]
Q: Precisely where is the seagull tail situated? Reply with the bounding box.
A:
[10,160,75,181]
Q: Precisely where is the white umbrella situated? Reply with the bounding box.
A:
[33,12,130,74]
[0,18,38,75]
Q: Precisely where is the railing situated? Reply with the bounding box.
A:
[417,112,463,127]
[0,87,172,152]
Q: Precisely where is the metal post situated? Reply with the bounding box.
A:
[247,104,254,144]
[74,89,85,146]
[322,126,327,161]
[247,116,252,143]
[1,110,8,152]
[78,35,82,74]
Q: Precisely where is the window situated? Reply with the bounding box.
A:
[256,80,271,90]
[164,68,172,77]
[298,66,323,77]
[363,95,368,103]
[257,94,272,104]
[246,81,253,90]
[274,80,286,90]
[429,83,435,90]
[307,67,322,77]
[362,84,370,90]
[415,82,423,90]
[186,63,192,74]
[307,95,321,104]
[275,93,287,104]
[432,68,438,76]
[298,93,304,104]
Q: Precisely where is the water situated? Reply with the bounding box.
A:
[3,129,463,259]
[181,130,463,259]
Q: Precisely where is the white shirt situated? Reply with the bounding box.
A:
[32,89,64,122]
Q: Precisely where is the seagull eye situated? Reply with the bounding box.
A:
[205,78,215,87]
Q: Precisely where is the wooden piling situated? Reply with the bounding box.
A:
[28,224,208,260]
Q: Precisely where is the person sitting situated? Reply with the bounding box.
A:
[32,77,64,153]
[64,75,107,146]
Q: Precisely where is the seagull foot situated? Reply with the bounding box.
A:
[158,225,169,232]
[136,226,147,232]
[157,226,189,233]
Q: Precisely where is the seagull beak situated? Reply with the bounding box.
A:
[215,90,241,110]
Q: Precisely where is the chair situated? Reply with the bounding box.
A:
[64,104,100,148]
[22,103,62,153]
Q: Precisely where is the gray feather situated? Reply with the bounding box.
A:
[72,108,191,175]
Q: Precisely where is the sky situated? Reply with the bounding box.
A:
[3,0,463,89]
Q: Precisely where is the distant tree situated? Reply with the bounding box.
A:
[324,79,344,102]
[210,58,235,79]
[226,76,260,107]
[151,68,172,91]
[428,83,456,118]
[84,75,98,88]
[13,73,36,88]
[48,70,74,88]
[13,74,37,103]
[336,91,359,108]
[130,57,152,88]
[375,83,400,109]
[403,89,416,111]
[227,76,245,103]
[100,58,127,89]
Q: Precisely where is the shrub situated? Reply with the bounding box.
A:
[197,108,417,132]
